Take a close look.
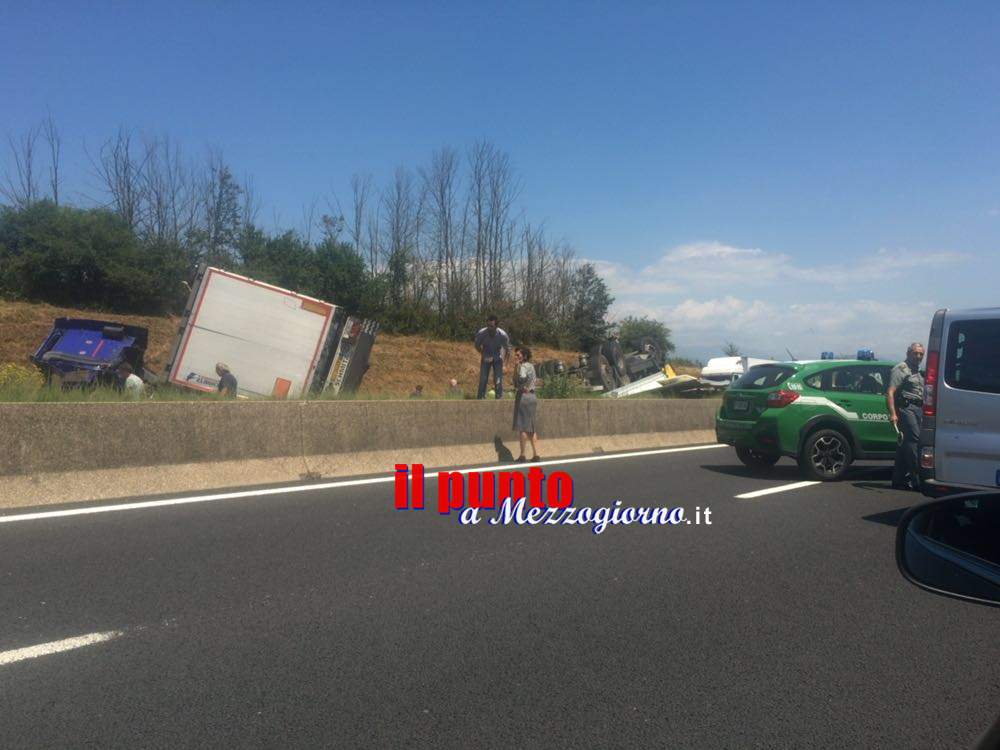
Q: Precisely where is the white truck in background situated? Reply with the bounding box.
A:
[699,356,776,390]
[165,266,378,399]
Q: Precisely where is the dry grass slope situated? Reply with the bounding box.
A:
[0,300,583,398]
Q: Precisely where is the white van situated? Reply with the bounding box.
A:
[920,307,1000,496]
[699,356,775,390]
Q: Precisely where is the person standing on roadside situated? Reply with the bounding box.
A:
[475,314,511,399]
[512,346,541,462]
[887,342,925,490]
[216,362,238,398]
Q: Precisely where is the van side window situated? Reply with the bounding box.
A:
[945,320,1000,394]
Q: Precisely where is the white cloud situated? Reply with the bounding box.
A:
[595,240,963,360]
[792,248,967,284]
[618,296,937,361]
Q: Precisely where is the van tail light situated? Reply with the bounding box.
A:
[923,350,939,419]
[920,446,935,470]
[767,390,800,408]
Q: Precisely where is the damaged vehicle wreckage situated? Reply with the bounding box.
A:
[29,266,380,398]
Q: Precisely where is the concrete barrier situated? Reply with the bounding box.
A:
[0,398,721,508]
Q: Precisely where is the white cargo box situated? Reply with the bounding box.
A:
[166,268,338,399]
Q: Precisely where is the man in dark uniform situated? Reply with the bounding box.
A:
[887,342,925,490]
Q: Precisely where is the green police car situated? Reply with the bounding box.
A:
[715,359,899,481]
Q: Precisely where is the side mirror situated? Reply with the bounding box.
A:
[896,492,1000,607]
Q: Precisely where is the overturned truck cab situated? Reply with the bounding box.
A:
[31,318,149,388]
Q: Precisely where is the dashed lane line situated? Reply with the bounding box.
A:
[0,630,123,667]
[735,480,821,499]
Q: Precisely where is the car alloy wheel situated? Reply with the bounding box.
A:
[810,434,847,477]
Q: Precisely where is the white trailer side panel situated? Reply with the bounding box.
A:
[168,269,335,398]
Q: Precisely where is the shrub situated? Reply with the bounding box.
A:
[538,372,590,399]
[0,363,45,398]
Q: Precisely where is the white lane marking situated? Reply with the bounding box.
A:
[0,630,123,667]
[0,444,726,524]
[735,480,820,499]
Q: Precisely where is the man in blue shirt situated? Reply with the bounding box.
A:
[474,315,511,399]
[215,362,238,398]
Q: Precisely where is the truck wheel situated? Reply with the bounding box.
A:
[798,428,853,481]
[590,353,615,391]
[736,446,780,470]
[603,341,628,385]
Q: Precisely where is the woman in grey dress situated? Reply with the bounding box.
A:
[512,346,541,462]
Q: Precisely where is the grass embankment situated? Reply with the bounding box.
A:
[0,299,594,401]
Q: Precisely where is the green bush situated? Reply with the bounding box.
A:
[618,315,675,356]
[0,202,185,313]
[538,372,591,399]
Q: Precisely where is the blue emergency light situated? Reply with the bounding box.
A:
[820,351,835,360]
[857,348,876,361]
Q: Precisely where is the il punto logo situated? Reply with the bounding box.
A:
[393,464,712,533]
[394,464,573,513]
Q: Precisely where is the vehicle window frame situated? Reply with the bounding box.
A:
[803,370,828,391]
[822,365,889,395]
[944,319,1000,395]
[731,364,797,390]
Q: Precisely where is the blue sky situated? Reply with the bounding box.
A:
[3,1,998,360]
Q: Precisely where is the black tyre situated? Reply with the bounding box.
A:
[798,428,853,481]
[537,360,560,379]
[601,341,629,386]
[590,352,615,391]
[736,446,781,470]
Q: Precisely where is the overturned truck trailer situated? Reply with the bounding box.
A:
[164,267,378,399]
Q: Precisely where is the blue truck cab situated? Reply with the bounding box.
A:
[31,318,149,388]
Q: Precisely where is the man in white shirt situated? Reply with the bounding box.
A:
[117,362,145,401]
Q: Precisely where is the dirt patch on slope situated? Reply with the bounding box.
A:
[0,300,583,397]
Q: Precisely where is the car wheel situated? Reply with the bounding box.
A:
[799,428,853,481]
[736,446,781,470]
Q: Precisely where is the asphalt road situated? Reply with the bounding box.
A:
[1,445,997,749]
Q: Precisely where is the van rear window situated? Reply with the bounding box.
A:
[732,365,796,389]
[945,320,1000,395]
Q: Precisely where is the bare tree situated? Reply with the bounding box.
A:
[381,166,424,306]
[41,115,61,205]
[300,196,320,245]
[241,174,261,229]
[91,127,147,229]
[2,126,41,208]
[192,150,243,267]
[465,140,520,311]
[349,173,374,269]
[140,136,199,244]
[421,148,462,316]
[365,204,381,277]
